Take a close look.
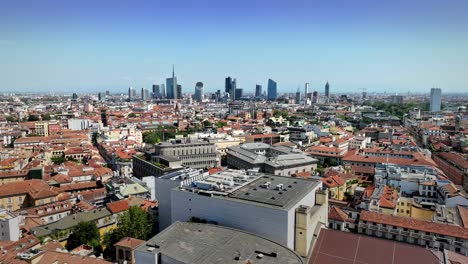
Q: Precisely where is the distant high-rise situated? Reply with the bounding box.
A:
[105,90,110,96]
[98,92,102,101]
[225,77,237,100]
[255,84,262,97]
[176,85,182,99]
[430,88,442,112]
[194,82,204,102]
[152,84,160,98]
[71,93,78,101]
[235,88,243,100]
[325,81,330,97]
[166,65,178,99]
[312,91,319,103]
[267,79,277,100]
[305,83,309,97]
[128,87,135,100]
[295,89,301,104]
[141,87,149,100]
[160,84,166,98]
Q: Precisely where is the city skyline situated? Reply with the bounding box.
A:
[1,0,468,93]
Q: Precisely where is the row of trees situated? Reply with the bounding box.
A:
[6,114,53,122]
[66,206,153,259]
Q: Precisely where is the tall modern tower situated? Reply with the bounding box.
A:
[255,84,262,97]
[152,84,160,98]
[166,65,178,99]
[128,87,134,101]
[295,88,301,104]
[267,79,277,100]
[305,82,309,97]
[194,82,204,102]
[225,77,236,100]
[430,88,442,112]
[325,81,330,97]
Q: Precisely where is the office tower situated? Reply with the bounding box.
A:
[215,90,221,103]
[225,77,237,100]
[98,92,102,101]
[255,84,262,97]
[71,93,78,101]
[141,87,149,100]
[166,65,178,99]
[152,84,160,98]
[390,95,404,105]
[176,85,182,99]
[267,79,277,100]
[194,82,204,102]
[430,88,442,112]
[128,87,133,100]
[312,91,319,103]
[295,89,301,104]
[235,88,243,100]
[105,90,110,96]
[160,84,166,98]
[362,91,367,99]
[305,83,309,97]
[325,81,330,97]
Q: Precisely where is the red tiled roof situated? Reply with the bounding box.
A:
[114,237,145,249]
[328,206,350,222]
[360,211,468,240]
[106,199,129,214]
[0,179,57,199]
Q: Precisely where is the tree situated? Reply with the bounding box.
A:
[51,155,66,165]
[27,115,40,121]
[203,120,213,127]
[215,121,228,128]
[103,206,153,259]
[66,221,101,251]
[42,113,51,121]
[91,132,99,146]
[127,113,136,118]
[6,116,17,122]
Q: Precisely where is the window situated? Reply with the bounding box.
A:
[118,249,124,259]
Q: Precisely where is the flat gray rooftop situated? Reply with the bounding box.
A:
[136,221,303,264]
[228,175,320,209]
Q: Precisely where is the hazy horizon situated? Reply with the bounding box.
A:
[2,0,468,93]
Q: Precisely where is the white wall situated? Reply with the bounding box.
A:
[171,190,290,247]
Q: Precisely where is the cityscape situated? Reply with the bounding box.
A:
[1,1,468,264]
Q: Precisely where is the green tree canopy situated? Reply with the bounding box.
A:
[51,155,66,165]
[103,206,153,259]
[66,221,101,251]
[42,113,51,121]
[28,115,40,121]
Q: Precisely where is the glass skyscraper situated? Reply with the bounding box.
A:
[267,79,277,100]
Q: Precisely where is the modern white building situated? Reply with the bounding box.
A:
[0,209,20,241]
[170,170,328,256]
[154,168,208,230]
[430,88,442,112]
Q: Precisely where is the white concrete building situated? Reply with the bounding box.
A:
[170,170,328,255]
[0,209,20,241]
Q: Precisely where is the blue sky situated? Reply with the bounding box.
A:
[1,0,468,94]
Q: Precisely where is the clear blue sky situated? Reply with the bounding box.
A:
[1,0,468,94]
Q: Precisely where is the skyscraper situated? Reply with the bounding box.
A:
[194,82,204,102]
[235,88,243,100]
[255,84,262,97]
[430,88,442,112]
[160,84,166,98]
[295,89,301,104]
[141,87,149,100]
[312,91,319,103]
[305,82,309,97]
[152,84,160,98]
[225,77,236,100]
[98,92,102,101]
[128,87,135,101]
[325,81,330,97]
[176,85,182,99]
[267,79,277,100]
[166,65,178,99]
